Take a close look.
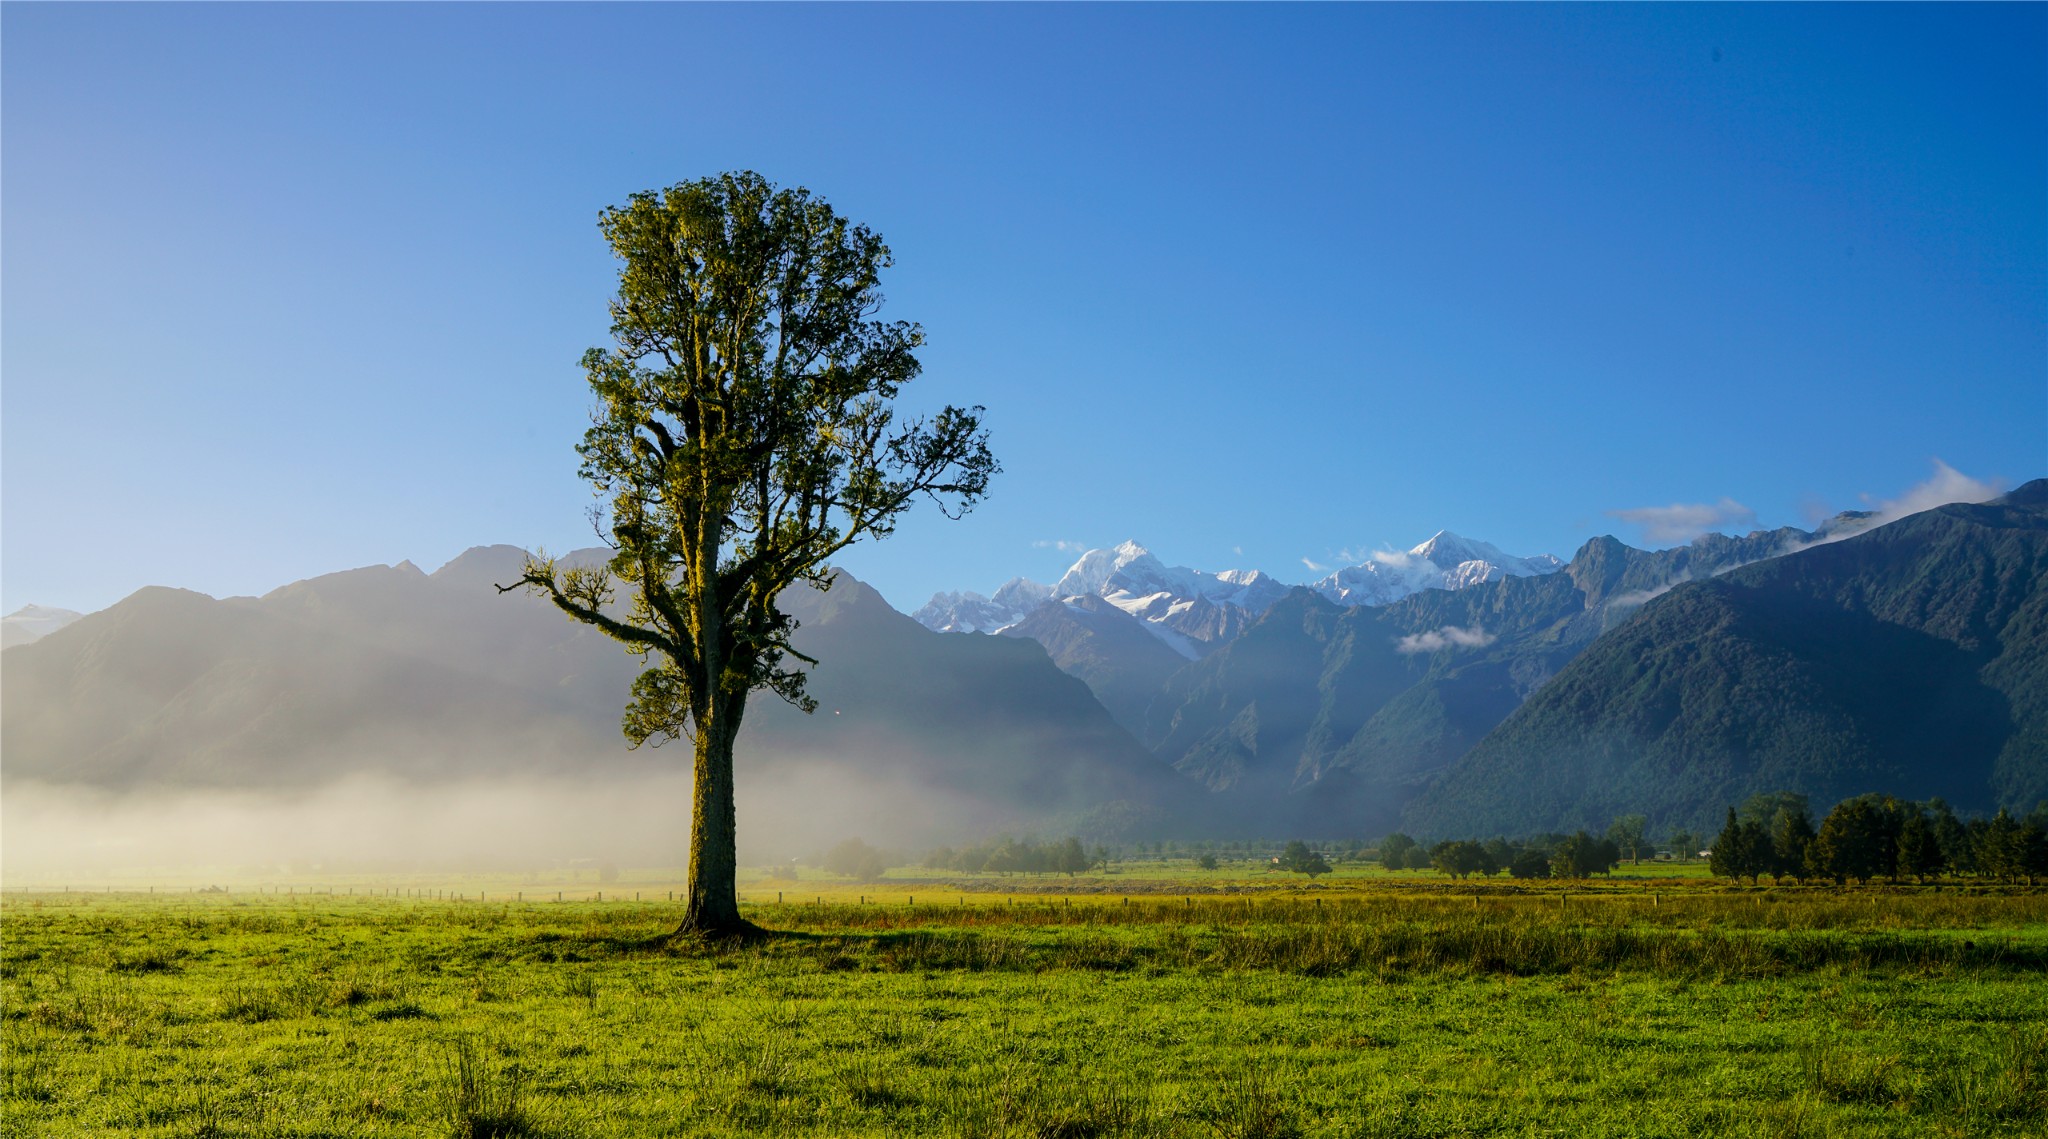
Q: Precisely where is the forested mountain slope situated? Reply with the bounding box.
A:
[1405,481,2048,837]
[1140,520,1836,832]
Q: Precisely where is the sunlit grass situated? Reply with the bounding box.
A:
[3,883,2043,1136]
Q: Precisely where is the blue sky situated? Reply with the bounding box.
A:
[5,4,2042,615]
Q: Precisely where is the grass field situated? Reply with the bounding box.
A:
[3,877,2044,1138]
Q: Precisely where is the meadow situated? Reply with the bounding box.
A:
[3,875,2044,1138]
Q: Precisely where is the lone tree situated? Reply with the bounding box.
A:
[1606,815,1649,864]
[1276,840,1332,878]
[1429,840,1496,880]
[508,172,996,938]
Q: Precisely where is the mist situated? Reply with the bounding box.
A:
[0,758,1013,885]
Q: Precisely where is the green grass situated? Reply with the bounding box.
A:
[3,884,2044,1137]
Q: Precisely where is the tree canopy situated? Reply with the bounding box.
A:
[509,172,995,937]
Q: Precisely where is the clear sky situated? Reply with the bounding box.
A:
[5,4,2043,616]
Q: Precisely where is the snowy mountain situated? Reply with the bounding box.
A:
[1053,540,1290,617]
[1309,531,1563,607]
[915,533,1562,660]
[915,541,1290,660]
[2,605,86,650]
[909,578,1054,633]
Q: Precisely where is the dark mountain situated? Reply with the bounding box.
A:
[1,548,1197,843]
[1141,519,1860,833]
[1405,482,2048,837]
[997,595,1191,738]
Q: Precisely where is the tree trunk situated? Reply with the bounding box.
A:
[675,698,761,940]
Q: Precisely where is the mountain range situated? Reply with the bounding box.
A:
[7,482,2042,842]
[1406,483,2048,836]
[1,547,1198,850]
[916,532,1565,738]
[2,604,83,649]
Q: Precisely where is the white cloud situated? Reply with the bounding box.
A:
[1603,460,2006,603]
[1867,458,2002,520]
[1608,580,1683,610]
[1607,498,1758,545]
[1395,624,1498,654]
[1301,556,1329,573]
[1796,459,2006,550]
[1032,539,1085,553]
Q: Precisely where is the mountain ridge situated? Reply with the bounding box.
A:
[1403,482,2048,837]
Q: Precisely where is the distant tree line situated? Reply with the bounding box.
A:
[1710,793,2048,884]
[922,836,1099,877]
[816,795,2047,886]
[1376,831,1625,880]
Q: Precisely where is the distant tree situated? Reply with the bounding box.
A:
[1895,808,1944,882]
[1378,833,1418,870]
[1276,840,1332,878]
[1551,832,1617,879]
[997,838,1042,876]
[1482,837,1515,870]
[1710,808,1768,882]
[1973,810,2047,883]
[1402,846,1433,871]
[1055,837,1092,877]
[1739,791,1811,831]
[1607,816,1649,864]
[2022,823,2048,886]
[1551,834,1588,879]
[1925,799,1974,874]
[1667,829,1699,861]
[1430,840,1497,880]
[598,862,621,884]
[1509,849,1552,879]
[505,173,996,938]
[1770,806,1817,881]
[1808,798,1897,883]
[1593,837,1621,875]
[825,838,889,881]
[1196,853,1219,871]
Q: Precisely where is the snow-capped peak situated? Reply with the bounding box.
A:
[914,541,1288,657]
[1405,530,1558,577]
[2,604,87,649]
[1311,531,1563,608]
[1052,540,1165,599]
[909,577,1053,634]
[913,530,1558,648]
[1053,541,1287,615]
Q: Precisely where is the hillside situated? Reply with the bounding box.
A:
[1140,520,1836,832]
[0,548,1196,845]
[1405,482,2048,837]
[997,595,1191,738]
